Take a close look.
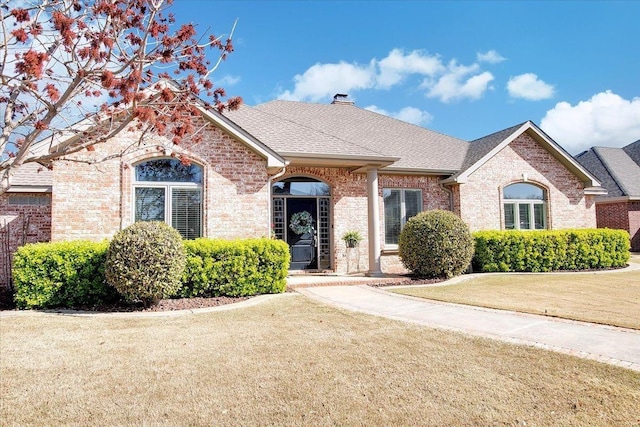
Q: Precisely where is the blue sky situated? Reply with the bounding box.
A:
[172,1,640,155]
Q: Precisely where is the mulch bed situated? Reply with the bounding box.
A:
[73,296,252,313]
[0,288,250,313]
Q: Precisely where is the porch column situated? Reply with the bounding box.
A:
[366,168,383,276]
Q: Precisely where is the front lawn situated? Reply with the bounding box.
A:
[391,270,640,329]
[1,296,639,426]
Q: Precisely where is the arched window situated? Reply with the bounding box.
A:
[134,159,203,239]
[503,182,546,230]
[272,177,330,196]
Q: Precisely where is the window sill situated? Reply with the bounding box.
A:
[381,247,399,255]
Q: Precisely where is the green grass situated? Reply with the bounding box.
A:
[1,295,639,426]
[392,269,640,329]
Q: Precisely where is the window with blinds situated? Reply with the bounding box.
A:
[503,183,547,230]
[383,188,423,246]
[134,159,203,239]
[171,188,202,240]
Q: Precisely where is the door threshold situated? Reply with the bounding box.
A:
[288,269,336,276]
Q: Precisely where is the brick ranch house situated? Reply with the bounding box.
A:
[1,93,606,286]
[576,140,640,251]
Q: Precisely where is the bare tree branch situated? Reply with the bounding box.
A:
[0,0,242,195]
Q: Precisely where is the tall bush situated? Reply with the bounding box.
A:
[13,240,116,309]
[105,221,186,307]
[399,210,474,278]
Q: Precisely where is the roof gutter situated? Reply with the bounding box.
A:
[6,185,52,193]
[593,195,640,203]
[280,152,399,170]
[380,167,459,176]
[583,186,608,196]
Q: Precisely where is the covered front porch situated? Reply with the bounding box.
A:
[270,156,398,277]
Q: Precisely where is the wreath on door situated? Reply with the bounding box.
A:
[289,211,314,235]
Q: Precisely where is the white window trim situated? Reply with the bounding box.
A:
[503,199,547,230]
[383,188,423,249]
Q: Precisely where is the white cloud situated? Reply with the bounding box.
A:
[277,61,375,102]
[216,75,241,86]
[365,105,433,126]
[277,49,497,103]
[507,73,555,100]
[477,50,506,64]
[423,61,494,103]
[540,91,640,153]
[376,49,445,89]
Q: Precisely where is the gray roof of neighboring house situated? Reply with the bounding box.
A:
[8,162,53,190]
[623,139,640,165]
[576,142,640,198]
[227,100,470,172]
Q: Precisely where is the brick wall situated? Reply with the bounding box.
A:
[457,133,596,231]
[596,201,640,251]
[53,116,271,242]
[0,193,51,287]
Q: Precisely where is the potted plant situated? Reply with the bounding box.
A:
[342,230,363,248]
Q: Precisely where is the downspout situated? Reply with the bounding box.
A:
[267,162,289,237]
[120,161,126,231]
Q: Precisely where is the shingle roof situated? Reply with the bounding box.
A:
[576,144,640,197]
[225,103,388,159]
[459,122,527,172]
[10,95,596,191]
[575,149,625,197]
[9,162,52,189]
[623,139,640,165]
[228,100,469,172]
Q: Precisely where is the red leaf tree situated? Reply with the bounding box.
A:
[0,0,241,195]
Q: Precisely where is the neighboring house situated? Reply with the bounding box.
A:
[0,163,52,287]
[0,93,605,286]
[576,140,640,251]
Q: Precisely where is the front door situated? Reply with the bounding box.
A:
[272,176,331,271]
[287,198,317,270]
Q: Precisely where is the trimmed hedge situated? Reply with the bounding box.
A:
[473,229,630,272]
[13,237,290,309]
[181,238,290,297]
[12,240,117,309]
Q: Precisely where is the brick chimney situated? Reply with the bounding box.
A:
[331,93,354,105]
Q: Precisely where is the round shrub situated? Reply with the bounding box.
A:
[105,221,186,307]
[399,210,474,278]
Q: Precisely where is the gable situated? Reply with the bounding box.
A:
[444,121,605,194]
[27,81,287,176]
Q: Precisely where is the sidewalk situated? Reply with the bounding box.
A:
[297,284,640,372]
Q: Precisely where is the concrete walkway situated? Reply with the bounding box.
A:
[297,283,640,372]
